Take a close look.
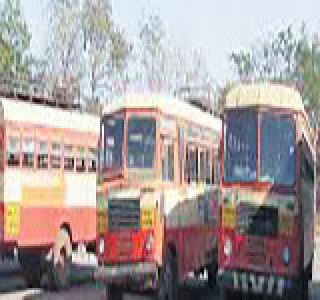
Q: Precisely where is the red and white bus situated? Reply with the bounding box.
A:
[0,86,99,289]
[95,94,221,299]
[218,83,316,299]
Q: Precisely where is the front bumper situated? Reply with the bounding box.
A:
[217,268,294,297]
[94,262,158,290]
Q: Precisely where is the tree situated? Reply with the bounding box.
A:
[46,0,84,93]
[46,0,129,107]
[0,0,31,75]
[230,24,302,82]
[229,23,320,123]
[137,14,167,92]
[296,33,320,121]
[127,13,215,98]
[82,0,129,102]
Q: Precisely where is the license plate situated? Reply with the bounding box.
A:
[233,271,286,296]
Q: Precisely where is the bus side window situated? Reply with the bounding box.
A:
[212,149,219,184]
[186,145,198,183]
[51,142,61,169]
[38,141,48,169]
[199,150,206,183]
[89,148,97,172]
[162,138,174,181]
[22,138,34,168]
[76,146,86,172]
[195,148,199,182]
[205,149,211,184]
[7,136,20,166]
[64,144,74,171]
[0,137,3,169]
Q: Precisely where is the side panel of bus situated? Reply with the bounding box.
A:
[0,125,4,248]
[300,137,315,270]
[2,122,97,249]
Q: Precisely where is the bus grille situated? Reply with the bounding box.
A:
[245,236,266,267]
[108,198,140,232]
[236,204,278,237]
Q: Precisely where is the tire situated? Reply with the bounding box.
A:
[51,228,72,290]
[156,250,178,300]
[294,272,309,300]
[20,263,41,288]
[207,260,218,289]
[19,252,41,288]
[106,285,122,300]
[307,259,313,280]
[220,287,241,300]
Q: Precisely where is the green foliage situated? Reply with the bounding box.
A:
[0,0,31,75]
[230,25,302,82]
[47,0,129,105]
[296,34,320,120]
[229,24,320,123]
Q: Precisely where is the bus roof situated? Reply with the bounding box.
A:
[0,97,99,134]
[103,93,221,132]
[225,83,305,113]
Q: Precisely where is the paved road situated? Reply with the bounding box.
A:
[1,236,320,299]
[1,282,217,300]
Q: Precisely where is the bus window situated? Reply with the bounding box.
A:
[0,139,3,169]
[186,145,198,183]
[38,141,48,169]
[76,146,86,172]
[260,114,295,185]
[162,138,174,181]
[51,142,61,169]
[301,138,315,187]
[212,150,219,184]
[199,150,206,182]
[205,149,211,184]
[89,148,97,172]
[104,117,124,169]
[7,136,20,166]
[22,138,34,168]
[64,144,74,171]
[127,117,156,169]
[224,111,258,182]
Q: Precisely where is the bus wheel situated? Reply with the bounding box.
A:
[307,259,313,280]
[51,228,72,290]
[156,250,178,300]
[207,260,218,289]
[295,272,309,300]
[220,287,240,300]
[19,253,41,288]
[106,285,122,300]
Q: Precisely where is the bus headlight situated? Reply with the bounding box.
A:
[99,237,105,255]
[224,238,232,257]
[282,246,290,266]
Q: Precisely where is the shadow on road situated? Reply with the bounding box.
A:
[20,282,218,300]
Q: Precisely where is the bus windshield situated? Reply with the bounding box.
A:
[224,111,258,182]
[103,116,124,170]
[127,116,156,168]
[260,114,295,185]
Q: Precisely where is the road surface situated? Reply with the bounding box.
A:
[1,236,320,299]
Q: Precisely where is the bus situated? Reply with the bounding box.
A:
[95,94,221,299]
[217,83,316,300]
[0,79,99,289]
[316,131,320,235]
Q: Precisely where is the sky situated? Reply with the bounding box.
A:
[19,0,320,83]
